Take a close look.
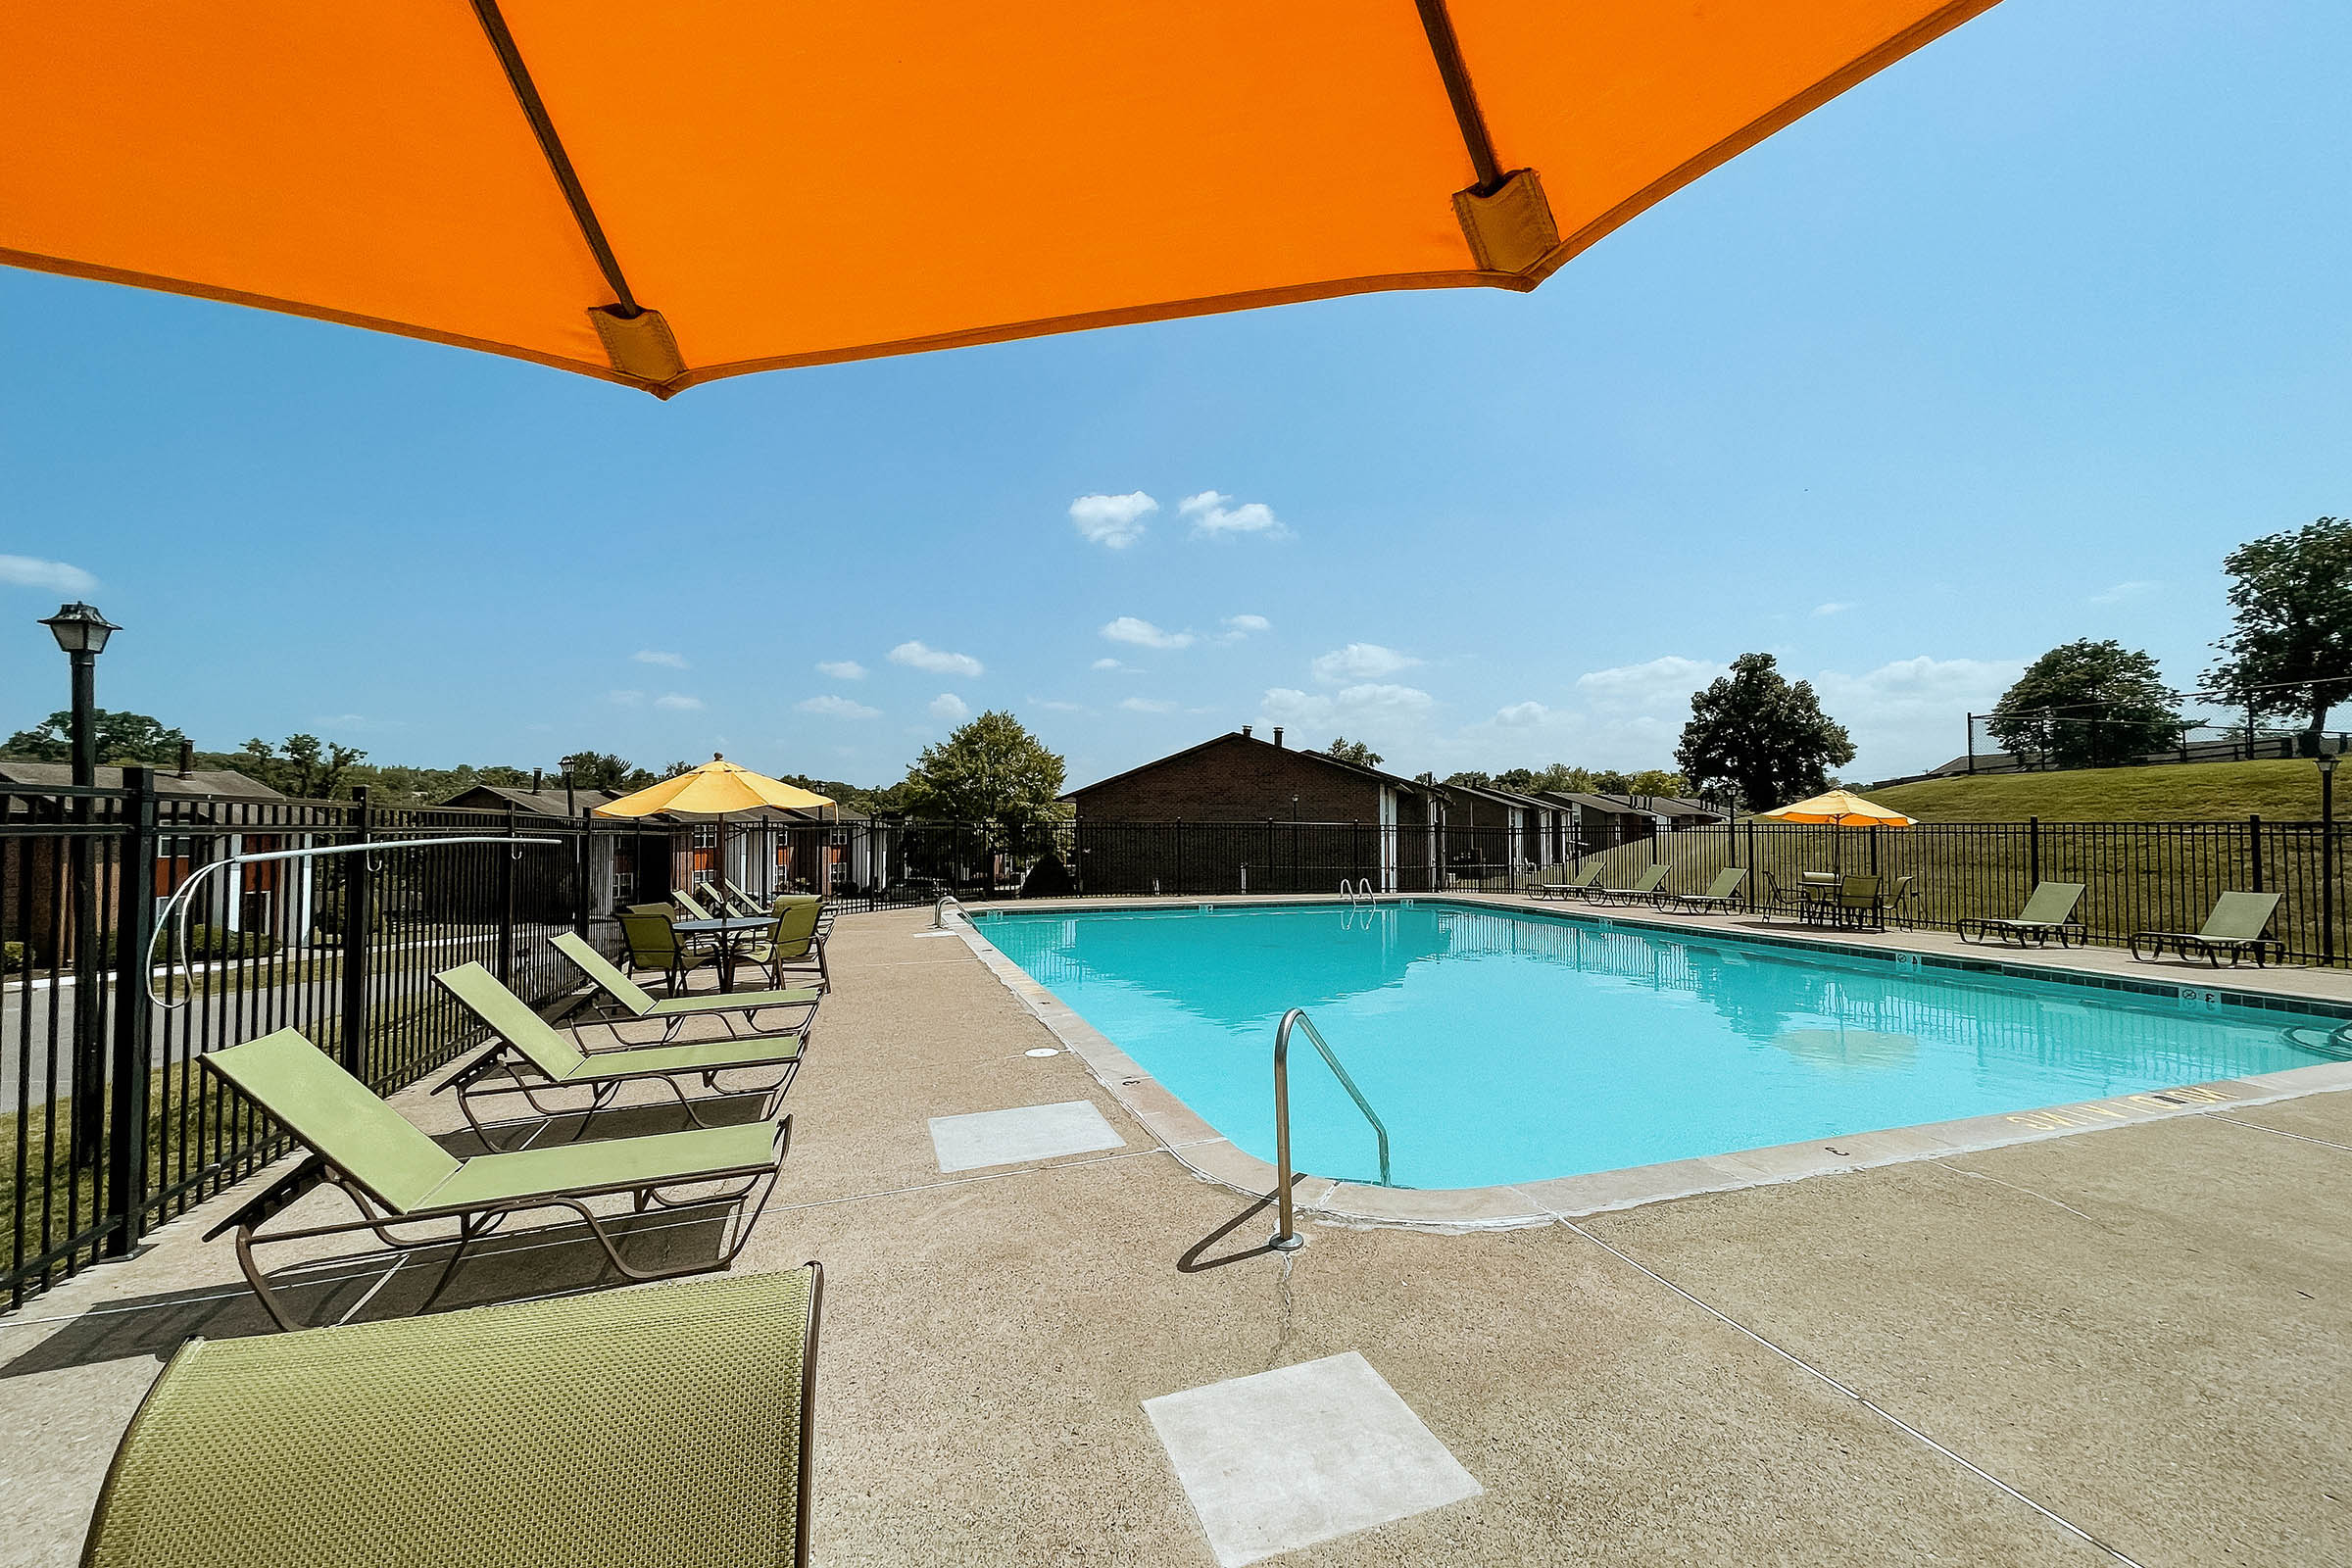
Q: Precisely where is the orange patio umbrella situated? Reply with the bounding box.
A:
[3,2,1998,398]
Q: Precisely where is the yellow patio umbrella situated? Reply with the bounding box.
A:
[1755,789,1915,828]
[1756,788,1912,873]
[594,755,833,820]
[596,755,834,905]
[3,3,2002,398]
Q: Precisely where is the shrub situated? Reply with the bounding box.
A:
[1020,851,1077,898]
[2,940,24,971]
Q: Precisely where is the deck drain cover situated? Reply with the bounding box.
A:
[1026,1048,1059,1057]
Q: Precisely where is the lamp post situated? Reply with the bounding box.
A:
[2321,753,2337,965]
[40,602,119,1169]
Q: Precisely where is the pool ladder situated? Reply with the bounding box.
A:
[1340,878,1375,904]
[1270,1006,1393,1251]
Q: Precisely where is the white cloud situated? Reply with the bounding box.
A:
[1311,643,1421,683]
[1119,697,1178,714]
[1101,615,1196,650]
[654,693,704,711]
[1812,602,1856,617]
[1217,613,1271,644]
[1031,699,1088,713]
[815,660,866,680]
[929,692,970,721]
[1495,701,1550,727]
[0,556,98,594]
[1811,655,2026,778]
[2090,579,2161,605]
[1180,490,1287,538]
[1069,491,1157,549]
[633,650,690,668]
[1092,657,1131,672]
[798,695,880,719]
[890,640,984,678]
[1575,656,1722,708]
[1260,682,1433,732]
[607,689,645,707]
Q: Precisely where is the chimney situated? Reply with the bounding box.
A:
[176,738,194,779]
[1241,724,1253,738]
[1273,726,1285,749]
[532,766,544,793]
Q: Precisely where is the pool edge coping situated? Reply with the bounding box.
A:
[943,895,2352,1232]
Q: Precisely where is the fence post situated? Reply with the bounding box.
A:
[339,787,372,1077]
[2028,816,2040,887]
[103,766,158,1257]
[574,808,592,939]
[1869,823,1880,876]
[498,805,517,986]
[2248,813,2263,893]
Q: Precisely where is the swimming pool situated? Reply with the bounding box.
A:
[974,902,2345,1190]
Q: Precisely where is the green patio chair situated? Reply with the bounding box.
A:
[552,930,818,1042]
[199,1029,789,1330]
[80,1267,823,1568]
[1836,873,1885,930]
[619,905,717,994]
[1587,864,1673,906]
[1662,866,1748,914]
[2130,891,2288,967]
[1957,881,2086,948]
[1532,863,1605,900]
[433,962,808,1149]
[749,895,829,991]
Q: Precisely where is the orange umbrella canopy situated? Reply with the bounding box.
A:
[3,2,1998,398]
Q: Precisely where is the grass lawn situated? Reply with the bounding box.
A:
[1872,759,2336,823]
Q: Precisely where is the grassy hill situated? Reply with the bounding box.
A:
[1869,759,2335,823]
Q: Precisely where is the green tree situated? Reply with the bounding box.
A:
[228,734,368,798]
[1443,769,1494,789]
[1987,640,2180,769]
[1623,768,1690,798]
[562,751,656,792]
[899,710,1068,828]
[1675,653,1855,810]
[1323,735,1383,768]
[3,708,189,764]
[2206,516,2352,754]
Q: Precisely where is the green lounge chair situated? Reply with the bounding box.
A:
[80,1267,823,1568]
[433,962,808,1149]
[1532,864,1604,900]
[552,930,818,1042]
[200,1029,789,1330]
[723,877,775,916]
[1662,866,1748,913]
[2130,891,2288,967]
[672,887,720,921]
[1587,864,1673,906]
[1957,881,2086,948]
[620,905,717,994]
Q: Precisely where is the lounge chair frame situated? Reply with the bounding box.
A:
[1587,865,1674,906]
[1957,882,2087,949]
[200,1119,790,1333]
[2129,890,2289,967]
[1531,864,1604,901]
[1662,867,1748,914]
[551,930,818,1045]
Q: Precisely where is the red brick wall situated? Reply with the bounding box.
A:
[1071,734,1384,822]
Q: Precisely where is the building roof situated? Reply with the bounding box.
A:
[440,783,625,816]
[1063,730,1434,802]
[0,760,286,800]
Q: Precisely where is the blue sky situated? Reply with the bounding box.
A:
[3,0,2347,791]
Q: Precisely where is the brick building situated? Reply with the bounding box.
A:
[1062,727,1445,893]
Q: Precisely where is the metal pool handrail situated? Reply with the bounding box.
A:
[934,894,968,929]
[1270,1006,1392,1251]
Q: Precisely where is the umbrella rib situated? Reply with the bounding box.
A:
[1411,0,1504,193]
[466,0,642,317]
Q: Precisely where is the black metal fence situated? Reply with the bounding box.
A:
[3,774,601,1310]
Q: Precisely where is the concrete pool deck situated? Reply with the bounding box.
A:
[5,904,2350,1565]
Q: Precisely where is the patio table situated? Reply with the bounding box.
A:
[673,914,772,993]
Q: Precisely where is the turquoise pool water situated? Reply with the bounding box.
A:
[975,902,2341,1189]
